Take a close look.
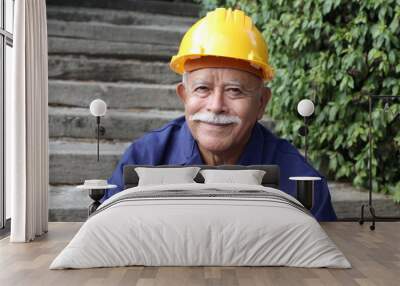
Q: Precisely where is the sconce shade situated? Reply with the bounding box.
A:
[90,99,107,117]
[297,99,315,117]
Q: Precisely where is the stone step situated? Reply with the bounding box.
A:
[48,20,185,46]
[49,139,130,185]
[46,0,200,17]
[49,107,186,140]
[49,185,92,222]
[48,183,400,222]
[48,37,177,61]
[47,6,196,28]
[49,80,182,110]
[48,55,180,84]
[329,182,400,220]
[48,107,275,141]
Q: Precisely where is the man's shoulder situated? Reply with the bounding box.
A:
[122,116,189,165]
[256,122,301,157]
[133,116,186,146]
[256,123,321,176]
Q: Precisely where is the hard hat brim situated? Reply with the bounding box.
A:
[170,54,274,81]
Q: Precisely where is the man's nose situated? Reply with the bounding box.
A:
[206,88,227,113]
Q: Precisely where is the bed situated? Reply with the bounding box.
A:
[50,165,350,269]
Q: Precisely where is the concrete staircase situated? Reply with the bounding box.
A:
[47,0,400,222]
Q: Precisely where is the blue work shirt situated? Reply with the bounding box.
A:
[103,116,337,221]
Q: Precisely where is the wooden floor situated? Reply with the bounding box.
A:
[0,222,399,286]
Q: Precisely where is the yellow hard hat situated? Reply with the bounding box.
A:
[170,7,274,81]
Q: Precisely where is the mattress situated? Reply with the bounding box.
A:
[50,183,351,269]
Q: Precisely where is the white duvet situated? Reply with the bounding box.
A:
[50,183,351,269]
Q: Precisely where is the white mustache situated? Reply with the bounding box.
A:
[189,112,241,125]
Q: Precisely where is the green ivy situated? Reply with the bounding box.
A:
[195,0,400,201]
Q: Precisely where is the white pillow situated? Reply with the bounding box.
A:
[135,167,201,186]
[200,169,266,185]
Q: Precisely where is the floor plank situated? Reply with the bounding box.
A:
[0,222,399,286]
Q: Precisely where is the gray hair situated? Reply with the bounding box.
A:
[182,72,188,87]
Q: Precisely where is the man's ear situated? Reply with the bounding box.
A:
[176,82,187,105]
[256,86,272,121]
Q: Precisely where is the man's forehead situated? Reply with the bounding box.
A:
[187,68,261,85]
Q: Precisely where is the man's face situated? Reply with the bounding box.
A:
[176,68,271,154]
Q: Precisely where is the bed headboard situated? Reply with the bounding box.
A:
[123,165,280,190]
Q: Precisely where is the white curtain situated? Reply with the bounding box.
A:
[7,0,49,242]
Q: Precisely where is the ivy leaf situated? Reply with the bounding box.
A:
[323,0,333,15]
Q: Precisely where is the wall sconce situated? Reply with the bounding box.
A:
[297,99,315,162]
[89,99,107,162]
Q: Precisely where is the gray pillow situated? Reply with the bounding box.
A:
[200,169,266,185]
[135,167,201,186]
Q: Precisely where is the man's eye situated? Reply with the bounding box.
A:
[226,88,242,96]
[194,86,209,93]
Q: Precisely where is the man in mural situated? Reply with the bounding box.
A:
[102,8,337,221]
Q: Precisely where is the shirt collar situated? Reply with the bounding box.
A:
[237,123,265,165]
